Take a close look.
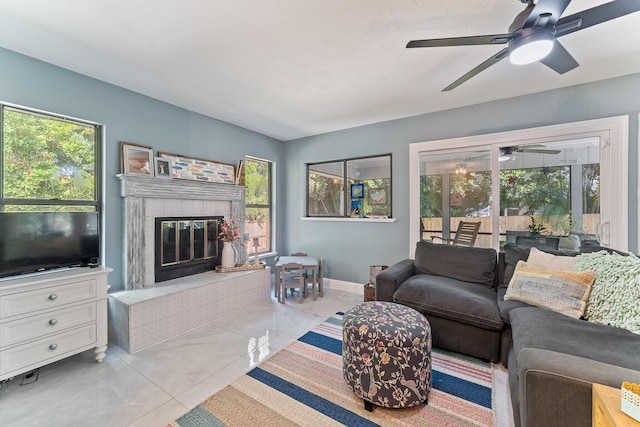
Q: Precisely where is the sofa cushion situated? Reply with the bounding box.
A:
[579,243,630,256]
[501,244,579,290]
[414,241,497,289]
[497,287,531,323]
[393,274,503,331]
[510,307,640,371]
[502,245,530,291]
[505,261,595,319]
[526,247,578,270]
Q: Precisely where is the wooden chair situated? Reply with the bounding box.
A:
[278,262,305,304]
[431,221,481,247]
[306,257,324,299]
[289,252,308,296]
[273,255,280,300]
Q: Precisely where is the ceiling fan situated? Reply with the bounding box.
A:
[406,0,640,91]
[499,145,561,161]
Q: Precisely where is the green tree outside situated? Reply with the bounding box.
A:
[420,166,573,219]
[2,108,95,211]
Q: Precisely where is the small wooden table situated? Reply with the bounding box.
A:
[593,383,640,427]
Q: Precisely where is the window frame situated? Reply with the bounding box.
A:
[409,116,629,257]
[306,154,393,219]
[244,156,274,255]
[0,103,103,214]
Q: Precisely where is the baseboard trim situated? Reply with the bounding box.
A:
[324,278,362,294]
[269,271,363,295]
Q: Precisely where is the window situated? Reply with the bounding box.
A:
[410,116,628,255]
[244,157,272,253]
[307,154,392,218]
[1,105,101,212]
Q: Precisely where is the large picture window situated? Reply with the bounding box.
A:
[307,154,392,218]
[244,157,273,254]
[1,105,101,213]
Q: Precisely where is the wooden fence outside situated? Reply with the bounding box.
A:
[421,214,599,248]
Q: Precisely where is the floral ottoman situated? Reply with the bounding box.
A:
[342,301,432,411]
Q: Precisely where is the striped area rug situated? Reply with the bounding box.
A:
[169,312,495,427]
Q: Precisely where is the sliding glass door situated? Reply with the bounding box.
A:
[420,149,493,248]
[410,116,627,255]
[497,138,600,250]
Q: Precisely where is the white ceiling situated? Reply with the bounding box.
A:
[0,0,639,141]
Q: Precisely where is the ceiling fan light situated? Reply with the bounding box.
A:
[509,32,554,65]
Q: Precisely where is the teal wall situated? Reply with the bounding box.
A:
[285,73,640,284]
[0,48,284,291]
[1,45,639,288]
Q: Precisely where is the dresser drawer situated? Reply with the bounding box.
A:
[0,302,96,348]
[0,279,97,319]
[0,324,96,375]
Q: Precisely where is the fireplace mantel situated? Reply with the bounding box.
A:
[118,174,244,201]
[117,174,245,290]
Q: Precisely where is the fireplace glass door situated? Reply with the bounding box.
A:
[160,219,220,267]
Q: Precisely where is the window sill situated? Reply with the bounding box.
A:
[302,217,396,223]
[248,251,278,261]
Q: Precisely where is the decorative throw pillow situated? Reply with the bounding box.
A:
[527,247,578,271]
[574,250,640,334]
[505,261,595,319]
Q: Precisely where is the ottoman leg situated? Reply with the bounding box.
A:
[364,400,374,412]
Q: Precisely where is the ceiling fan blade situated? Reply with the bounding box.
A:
[556,0,640,37]
[523,0,572,29]
[406,33,513,48]
[540,40,579,74]
[520,149,562,154]
[442,48,509,92]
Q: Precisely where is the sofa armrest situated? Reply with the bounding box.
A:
[516,348,640,427]
[375,259,414,302]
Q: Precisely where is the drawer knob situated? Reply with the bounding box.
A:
[48,294,58,301]
[49,319,58,326]
[49,344,58,351]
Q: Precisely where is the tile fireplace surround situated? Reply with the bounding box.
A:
[111,175,271,354]
[117,174,244,290]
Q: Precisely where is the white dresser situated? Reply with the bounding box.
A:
[0,266,111,382]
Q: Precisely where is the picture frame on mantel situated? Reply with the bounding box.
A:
[158,151,236,184]
[121,141,154,177]
[154,157,172,179]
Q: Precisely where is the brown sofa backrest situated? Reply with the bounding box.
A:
[414,241,497,289]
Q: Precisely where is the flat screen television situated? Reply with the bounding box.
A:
[0,211,100,279]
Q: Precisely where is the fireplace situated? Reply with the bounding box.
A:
[118,174,244,290]
[154,216,224,282]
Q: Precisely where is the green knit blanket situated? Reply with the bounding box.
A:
[574,250,640,334]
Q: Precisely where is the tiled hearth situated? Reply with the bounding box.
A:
[109,268,270,353]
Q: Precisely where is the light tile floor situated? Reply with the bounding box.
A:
[0,285,514,426]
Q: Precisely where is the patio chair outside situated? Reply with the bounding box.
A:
[431,220,481,247]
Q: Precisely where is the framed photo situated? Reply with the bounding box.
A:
[368,187,388,205]
[121,141,154,176]
[350,200,364,218]
[154,157,172,179]
[350,183,364,199]
[158,152,236,184]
